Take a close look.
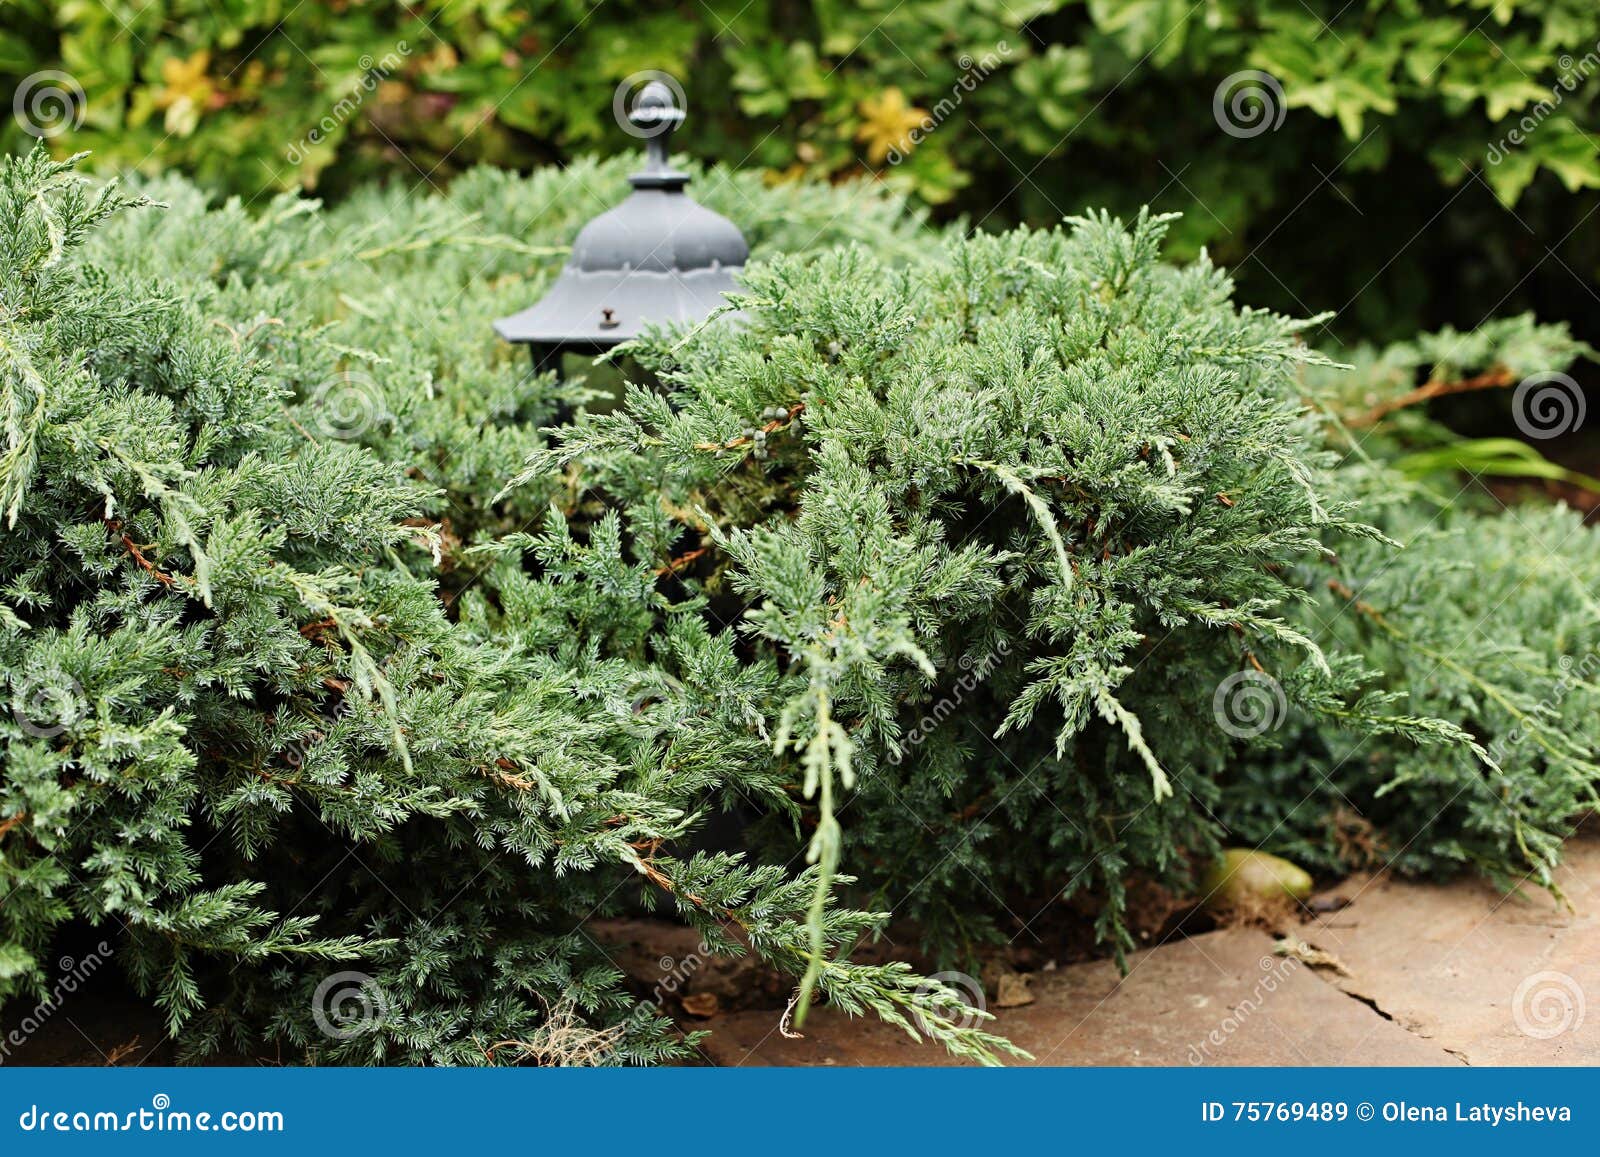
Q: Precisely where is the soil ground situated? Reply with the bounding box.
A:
[6,827,1595,1067]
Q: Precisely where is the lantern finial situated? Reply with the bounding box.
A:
[629,81,688,189]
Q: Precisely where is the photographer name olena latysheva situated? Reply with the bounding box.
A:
[1385,1102,1572,1126]
[1203,1101,1574,1127]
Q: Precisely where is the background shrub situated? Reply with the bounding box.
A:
[5,1,1598,343]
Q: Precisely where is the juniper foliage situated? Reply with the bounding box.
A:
[0,150,1014,1064]
[507,214,1600,976]
[5,146,1596,1062]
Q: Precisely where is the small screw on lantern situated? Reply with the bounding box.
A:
[493,79,750,378]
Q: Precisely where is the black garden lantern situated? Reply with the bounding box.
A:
[493,79,749,376]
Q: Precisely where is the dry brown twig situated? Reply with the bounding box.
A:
[1352,367,1515,427]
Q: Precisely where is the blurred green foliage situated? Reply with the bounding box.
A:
[4,1,1599,338]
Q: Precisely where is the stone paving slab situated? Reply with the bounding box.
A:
[1302,831,1599,1066]
[698,928,1450,1066]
